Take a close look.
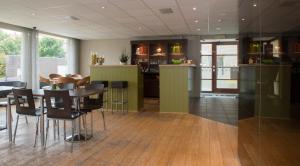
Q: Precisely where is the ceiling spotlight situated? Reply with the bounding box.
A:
[217,19,223,23]
[31,13,36,16]
[194,19,199,23]
[101,6,105,9]
[253,3,257,7]
[197,28,201,31]
[193,7,197,11]
[216,27,221,31]
[138,27,142,30]
[241,18,246,21]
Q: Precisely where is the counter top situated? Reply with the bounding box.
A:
[160,64,196,67]
[239,64,292,67]
[91,65,138,68]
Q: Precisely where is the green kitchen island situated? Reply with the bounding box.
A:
[159,64,195,113]
[90,65,143,112]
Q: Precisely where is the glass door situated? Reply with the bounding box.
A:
[200,42,238,93]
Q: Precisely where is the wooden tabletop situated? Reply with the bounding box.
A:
[7,88,103,98]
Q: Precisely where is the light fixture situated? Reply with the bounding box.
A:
[216,27,221,31]
[197,28,201,31]
[194,19,199,23]
[101,6,105,9]
[241,18,246,21]
[138,27,142,30]
[31,13,36,16]
[217,19,223,23]
[253,3,257,7]
[193,7,197,11]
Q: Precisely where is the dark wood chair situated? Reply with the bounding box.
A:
[39,76,50,89]
[12,89,42,147]
[80,83,105,136]
[44,90,85,152]
[76,76,90,87]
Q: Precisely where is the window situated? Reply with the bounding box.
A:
[0,28,23,81]
[38,34,68,77]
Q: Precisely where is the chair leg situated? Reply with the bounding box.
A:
[53,120,56,140]
[13,115,19,143]
[91,112,93,136]
[34,116,39,147]
[101,109,106,130]
[84,114,87,141]
[44,119,49,149]
[25,116,28,125]
[64,120,66,140]
[71,120,75,152]
[57,121,60,140]
[78,117,81,140]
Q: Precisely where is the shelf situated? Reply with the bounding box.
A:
[170,53,184,56]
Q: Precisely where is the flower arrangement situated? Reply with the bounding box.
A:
[119,48,129,65]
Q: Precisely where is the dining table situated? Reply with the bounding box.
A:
[6,87,103,146]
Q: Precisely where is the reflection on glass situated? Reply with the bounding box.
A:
[217,45,238,55]
[201,80,212,91]
[201,44,212,55]
[217,80,238,89]
[217,56,238,67]
[201,56,212,67]
[217,68,238,79]
[201,68,212,79]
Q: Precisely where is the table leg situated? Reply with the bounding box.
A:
[40,97,45,146]
[7,98,12,142]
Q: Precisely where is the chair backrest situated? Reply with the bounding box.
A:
[58,82,75,90]
[40,76,50,84]
[44,90,73,119]
[49,73,63,80]
[57,77,76,84]
[70,74,82,78]
[12,89,36,115]
[76,76,90,87]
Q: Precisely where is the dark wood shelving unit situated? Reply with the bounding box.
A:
[131,39,188,98]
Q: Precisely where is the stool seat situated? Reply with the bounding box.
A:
[111,81,128,114]
[91,81,109,88]
[111,81,128,89]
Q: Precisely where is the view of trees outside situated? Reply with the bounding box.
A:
[39,34,66,58]
[0,29,22,78]
[38,34,68,76]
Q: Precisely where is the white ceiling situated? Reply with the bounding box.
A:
[0,0,238,40]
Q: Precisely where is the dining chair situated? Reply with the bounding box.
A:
[70,74,82,78]
[12,89,42,147]
[80,83,105,136]
[76,76,90,87]
[49,73,63,80]
[44,90,86,152]
[39,76,50,89]
[57,77,76,85]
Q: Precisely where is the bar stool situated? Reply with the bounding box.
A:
[111,81,128,114]
[91,81,109,109]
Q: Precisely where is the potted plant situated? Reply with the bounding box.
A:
[119,49,129,65]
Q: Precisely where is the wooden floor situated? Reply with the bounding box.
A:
[0,108,239,166]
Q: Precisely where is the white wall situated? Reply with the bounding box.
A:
[80,39,131,76]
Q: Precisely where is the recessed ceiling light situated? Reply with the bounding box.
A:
[217,19,223,23]
[193,7,197,11]
[241,18,246,21]
[101,6,105,9]
[194,19,199,23]
[253,3,257,7]
[138,27,142,30]
[31,13,36,16]
[197,28,201,31]
[216,27,221,31]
